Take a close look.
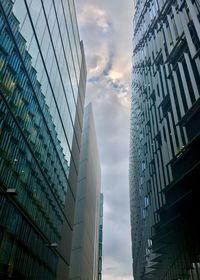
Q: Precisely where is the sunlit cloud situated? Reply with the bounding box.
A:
[108,70,123,81]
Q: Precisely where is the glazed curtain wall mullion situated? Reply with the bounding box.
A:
[152,105,158,137]
[50,0,78,117]
[160,65,168,97]
[0,183,69,269]
[187,0,200,42]
[149,107,155,140]
[154,153,163,194]
[0,6,74,229]
[36,0,81,154]
[167,77,180,125]
[19,0,34,31]
[29,3,44,46]
[69,0,82,66]
[161,124,170,164]
[54,5,79,102]
[156,72,164,103]
[184,52,200,101]
[172,70,185,117]
[0,124,63,241]
[20,0,79,178]
[53,0,79,87]
[167,14,177,45]
[57,0,84,127]
[159,147,169,187]
[151,173,160,212]
[13,0,27,32]
[177,61,192,109]
[66,0,81,70]
[168,111,178,153]
[164,117,173,161]
[14,0,76,164]
[179,9,196,58]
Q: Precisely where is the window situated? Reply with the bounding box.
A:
[142,161,146,172]
[144,195,150,208]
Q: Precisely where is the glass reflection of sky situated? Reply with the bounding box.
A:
[13,0,82,165]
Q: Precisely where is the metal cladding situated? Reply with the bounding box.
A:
[130,0,200,279]
[69,104,101,280]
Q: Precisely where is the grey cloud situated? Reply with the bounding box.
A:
[89,54,102,69]
[101,49,115,76]
[88,76,99,83]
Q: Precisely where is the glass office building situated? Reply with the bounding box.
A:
[130,0,200,279]
[0,0,86,279]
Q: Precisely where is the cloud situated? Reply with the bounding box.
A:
[75,0,133,279]
[77,4,111,33]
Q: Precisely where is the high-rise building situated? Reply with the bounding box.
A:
[69,103,101,280]
[130,1,200,279]
[0,0,86,279]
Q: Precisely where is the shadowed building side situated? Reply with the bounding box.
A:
[69,103,101,280]
[57,40,87,280]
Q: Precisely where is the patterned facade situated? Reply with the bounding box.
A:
[0,0,86,279]
[130,0,200,279]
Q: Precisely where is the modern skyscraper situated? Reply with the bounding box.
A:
[0,0,86,279]
[130,1,200,279]
[69,103,101,280]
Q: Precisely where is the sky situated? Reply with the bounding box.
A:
[75,1,133,279]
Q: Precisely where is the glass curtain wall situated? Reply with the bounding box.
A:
[0,0,85,279]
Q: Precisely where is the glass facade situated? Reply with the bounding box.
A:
[0,0,86,279]
[130,0,200,279]
[11,0,83,164]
